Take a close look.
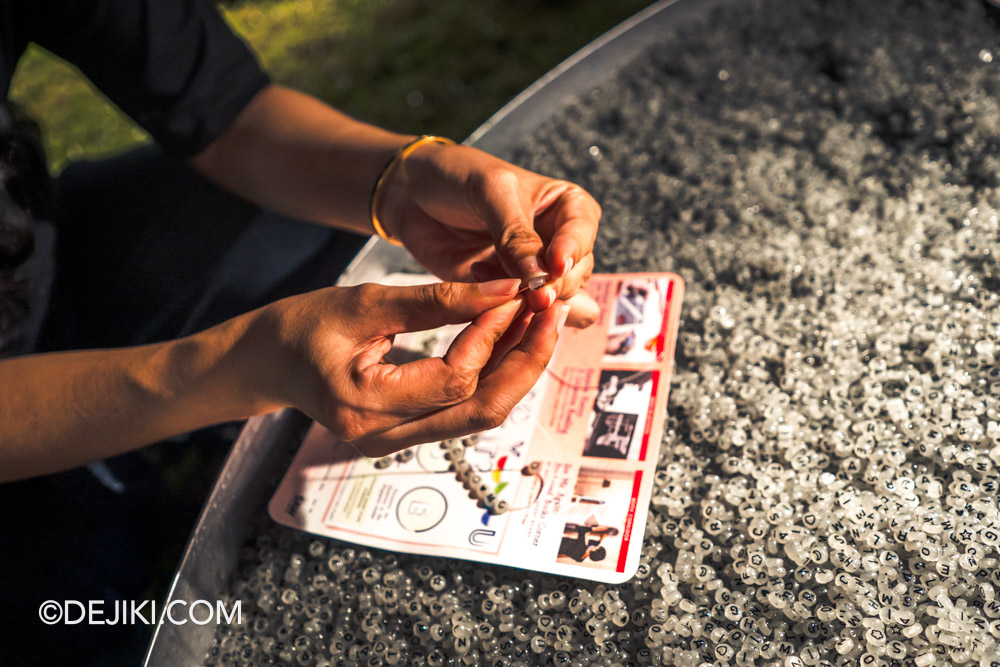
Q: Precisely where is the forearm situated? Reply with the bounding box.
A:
[190,84,414,235]
[0,317,268,482]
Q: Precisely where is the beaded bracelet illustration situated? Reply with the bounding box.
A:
[369,436,546,515]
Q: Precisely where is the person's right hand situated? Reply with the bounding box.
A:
[236,278,567,457]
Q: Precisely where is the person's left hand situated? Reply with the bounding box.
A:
[376,141,602,328]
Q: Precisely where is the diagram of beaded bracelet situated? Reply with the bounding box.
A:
[269,272,684,584]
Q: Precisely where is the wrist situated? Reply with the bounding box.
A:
[371,135,456,243]
[151,314,271,425]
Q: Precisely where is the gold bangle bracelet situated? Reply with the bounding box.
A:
[370,135,457,246]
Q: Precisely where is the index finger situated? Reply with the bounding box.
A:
[537,183,601,281]
[350,302,569,456]
[361,297,524,418]
[475,169,549,286]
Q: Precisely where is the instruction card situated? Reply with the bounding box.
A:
[269,273,683,583]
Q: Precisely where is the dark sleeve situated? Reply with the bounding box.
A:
[22,0,270,156]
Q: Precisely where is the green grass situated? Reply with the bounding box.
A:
[9,0,653,172]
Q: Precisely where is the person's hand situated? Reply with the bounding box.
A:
[237,278,568,457]
[376,142,602,328]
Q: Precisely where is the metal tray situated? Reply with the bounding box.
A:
[143,0,723,662]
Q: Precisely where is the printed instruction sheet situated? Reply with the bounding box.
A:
[270,272,684,583]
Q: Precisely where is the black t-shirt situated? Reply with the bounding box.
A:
[0,0,270,156]
[559,534,590,562]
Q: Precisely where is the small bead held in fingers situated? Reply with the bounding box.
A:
[518,275,551,293]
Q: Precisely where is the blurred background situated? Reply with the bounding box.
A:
[5,1,654,664]
[12,0,655,172]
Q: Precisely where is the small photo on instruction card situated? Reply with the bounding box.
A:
[583,370,654,461]
[604,277,672,364]
[556,468,641,572]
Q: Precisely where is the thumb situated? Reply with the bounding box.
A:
[366,278,521,334]
[477,170,548,287]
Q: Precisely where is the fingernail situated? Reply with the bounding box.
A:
[480,278,520,297]
[562,256,574,277]
[544,287,557,309]
[556,304,571,331]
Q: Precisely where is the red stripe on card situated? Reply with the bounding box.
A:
[638,370,659,461]
[616,470,643,573]
[657,280,674,358]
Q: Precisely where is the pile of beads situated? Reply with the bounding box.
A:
[206,1,1000,665]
